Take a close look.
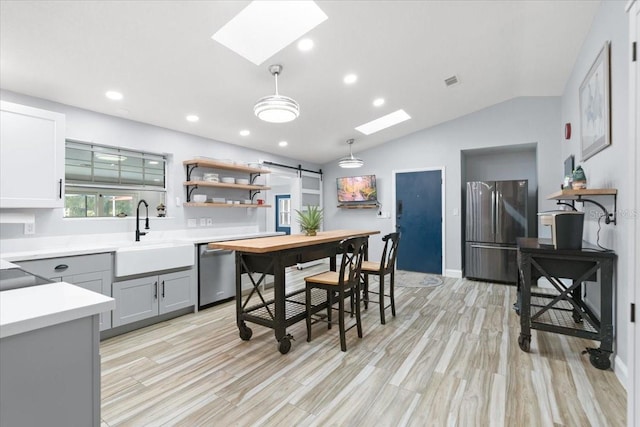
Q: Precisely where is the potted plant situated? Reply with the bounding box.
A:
[296,205,323,236]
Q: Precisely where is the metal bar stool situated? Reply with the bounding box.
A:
[304,236,367,351]
[361,232,400,324]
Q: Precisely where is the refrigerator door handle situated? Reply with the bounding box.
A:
[470,244,517,251]
[495,189,501,240]
[491,190,496,237]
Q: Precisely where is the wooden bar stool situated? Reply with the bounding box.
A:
[361,232,400,324]
[304,236,367,351]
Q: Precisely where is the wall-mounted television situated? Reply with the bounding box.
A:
[336,175,377,203]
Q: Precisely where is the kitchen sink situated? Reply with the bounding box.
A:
[115,241,195,277]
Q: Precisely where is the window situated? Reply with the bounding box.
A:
[64,140,167,218]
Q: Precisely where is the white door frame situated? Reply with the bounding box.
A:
[392,166,446,275]
[626,2,638,426]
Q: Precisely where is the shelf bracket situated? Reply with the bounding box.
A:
[555,201,577,211]
[186,163,199,181]
[575,195,617,225]
[186,185,198,202]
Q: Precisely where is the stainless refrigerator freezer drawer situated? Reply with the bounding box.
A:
[465,242,518,284]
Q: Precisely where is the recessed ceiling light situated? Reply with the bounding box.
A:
[355,109,411,135]
[186,115,199,122]
[212,1,328,65]
[373,98,385,107]
[278,141,288,147]
[343,74,358,85]
[105,91,123,101]
[239,129,251,136]
[297,38,314,51]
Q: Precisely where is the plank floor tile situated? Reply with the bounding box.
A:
[100,265,626,426]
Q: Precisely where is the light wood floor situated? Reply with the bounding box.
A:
[100,265,626,427]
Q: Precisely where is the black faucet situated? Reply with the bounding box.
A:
[135,199,150,241]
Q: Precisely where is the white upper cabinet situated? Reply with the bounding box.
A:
[0,101,66,208]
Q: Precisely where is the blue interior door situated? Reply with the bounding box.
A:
[395,170,442,274]
[275,195,291,235]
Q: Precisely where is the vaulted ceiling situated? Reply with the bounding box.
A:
[0,1,599,164]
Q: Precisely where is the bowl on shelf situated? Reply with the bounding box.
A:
[192,194,207,203]
[243,199,252,205]
[233,200,240,205]
[226,200,233,205]
[236,178,249,185]
[221,177,235,184]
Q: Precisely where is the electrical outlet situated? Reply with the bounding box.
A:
[206,218,213,226]
[187,218,197,228]
[199,218,206,226]
[24,222,35,235]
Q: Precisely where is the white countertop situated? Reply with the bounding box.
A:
[1,231,284,262]
[0,282,115,339]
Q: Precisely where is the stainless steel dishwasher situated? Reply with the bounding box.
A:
[198,244,236,308]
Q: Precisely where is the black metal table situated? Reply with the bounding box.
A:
[516,237,617,369]
[208,230,379,354]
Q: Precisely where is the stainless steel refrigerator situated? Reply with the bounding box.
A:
[465,180,528,283]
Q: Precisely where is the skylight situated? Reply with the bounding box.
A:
[355,109,411,135]
[212,1,328,66]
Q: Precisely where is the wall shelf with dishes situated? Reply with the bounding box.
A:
[183,158,271,208]
[547,188,618,225]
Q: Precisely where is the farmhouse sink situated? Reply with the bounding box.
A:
[115,241,194,277]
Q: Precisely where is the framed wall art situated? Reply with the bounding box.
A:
[579,41,611,161]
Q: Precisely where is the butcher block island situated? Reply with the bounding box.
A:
[208,230,380,354]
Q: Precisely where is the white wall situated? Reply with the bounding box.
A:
[321,96,561,274]
[0,90,320,240]
[559,1,631,379]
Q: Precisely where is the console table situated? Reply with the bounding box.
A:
[516,237,616,369]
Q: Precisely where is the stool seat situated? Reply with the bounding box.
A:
[304,271,346,286]
[361,260,384,272]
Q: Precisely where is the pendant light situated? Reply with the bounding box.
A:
[338,139,364,168]
[254,64,300,123]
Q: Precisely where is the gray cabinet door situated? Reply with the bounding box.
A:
[70,271,112,330]
[112,276,159,327]
[159,271,193,315]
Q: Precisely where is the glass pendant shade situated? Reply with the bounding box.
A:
[338,139,363,168]
[254,64,299,123]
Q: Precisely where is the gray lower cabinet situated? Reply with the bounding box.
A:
[0,315,101,427]
[112,270,192,327]
[16,253,113,330]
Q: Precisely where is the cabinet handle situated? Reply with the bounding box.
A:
[54,264,69,271]
[58,179,63,199]
[154,281,158,299]
[161,280,165,298]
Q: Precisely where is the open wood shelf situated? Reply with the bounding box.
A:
[183,202,271,208]
[547,188,617,200]
[546,188,618,225]
[183,159,271,174]
[183,181,270,191]
[337,204,378,209]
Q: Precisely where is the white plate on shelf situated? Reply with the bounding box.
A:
[211,197,225,203]
[236,178,249,185]
[221,177,235,184]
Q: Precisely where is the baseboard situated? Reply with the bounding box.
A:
[445,269,462,278]
[614,355,628,391]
